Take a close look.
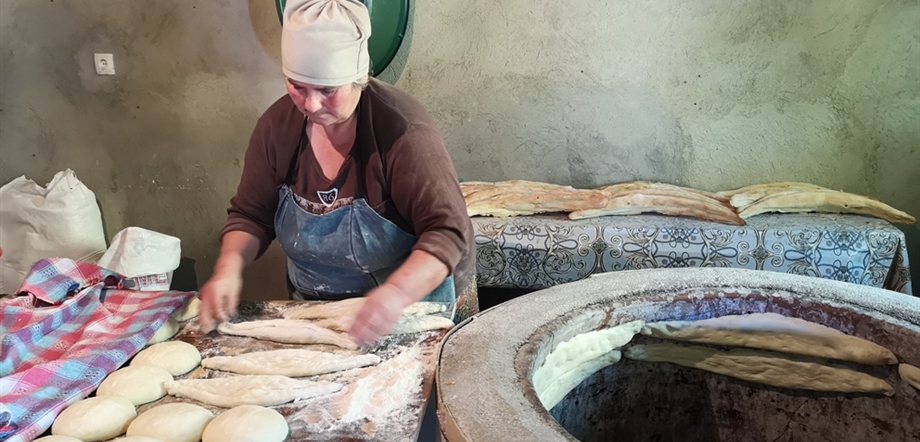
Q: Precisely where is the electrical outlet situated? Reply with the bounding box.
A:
[94,53,115,75]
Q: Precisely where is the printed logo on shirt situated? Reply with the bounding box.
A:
[317,188,338,207]
[294,191,354,215]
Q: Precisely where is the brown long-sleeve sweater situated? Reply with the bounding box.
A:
[221,78,475,293]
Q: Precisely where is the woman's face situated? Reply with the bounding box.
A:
[286,77,362,127]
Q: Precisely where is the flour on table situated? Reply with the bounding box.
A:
[328,345,425,431]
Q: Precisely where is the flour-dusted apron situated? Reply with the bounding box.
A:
[274,119,456,308]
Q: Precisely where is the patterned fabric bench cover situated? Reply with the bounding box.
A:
[473,214,912,295]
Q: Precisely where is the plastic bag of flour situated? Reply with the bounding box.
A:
[97,227,181,291]
[0,169,108,294]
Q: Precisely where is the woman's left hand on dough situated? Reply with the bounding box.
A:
[349,284,412,346]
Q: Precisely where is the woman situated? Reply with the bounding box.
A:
[199,0,476,346]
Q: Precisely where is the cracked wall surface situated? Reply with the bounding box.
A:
[1,0,917,298]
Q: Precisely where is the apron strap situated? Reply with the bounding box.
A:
[355,139,368,200]
[353,97,370,200]
[284,117,309,186]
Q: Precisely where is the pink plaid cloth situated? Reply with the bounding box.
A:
[0,258,194,442]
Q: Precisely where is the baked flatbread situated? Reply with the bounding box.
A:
[737,189,915,224]
[598,181,731,204]
[718,182,831,206]
[641,313,897,365]
[462,180,607,217]
[625,344,893,395]
[570,191,744,225]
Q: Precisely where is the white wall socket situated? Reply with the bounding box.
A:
[94,53,115,75]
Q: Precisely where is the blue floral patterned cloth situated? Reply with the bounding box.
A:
[473,214,912,295]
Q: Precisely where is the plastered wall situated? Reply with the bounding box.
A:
[1,0,917,299]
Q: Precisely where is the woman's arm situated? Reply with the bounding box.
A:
[198,231,262,331]
[200,99,301,330]
[385,249,450,301]
[348,123,472,345]
[349,249,448,345]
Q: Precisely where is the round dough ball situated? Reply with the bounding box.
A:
[112,437,167,442]
[171,297,200,322]
[127,403,213,442]
[202,405,288,442]
[132,341,201,376]
[34,436,83,442]
[51,396,136,441]
[97,365,173,405]
[146,317,181,345]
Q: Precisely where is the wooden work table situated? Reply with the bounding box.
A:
[144,300,446,442]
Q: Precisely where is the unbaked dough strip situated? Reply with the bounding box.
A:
[165,375,342,408]
[900,364,920,390]
[640,313,897,365]
[314,314,454,335]
[283,298,447,321]
[625,344,894,395]
[389,315,455,334]
[538,350,622,411]
[202,349,381,376]
[217,319,357,349]
[532,320,644,410]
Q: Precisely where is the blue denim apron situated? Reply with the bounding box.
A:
[274,119,455,306]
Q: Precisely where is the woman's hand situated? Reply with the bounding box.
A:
[348,283,413,346]
[348,250,450,346]
[199,232,261,332]
[198,268,243,333]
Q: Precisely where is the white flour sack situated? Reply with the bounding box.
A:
[0,169,107,293]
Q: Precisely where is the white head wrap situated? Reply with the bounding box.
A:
[282,0,372,86]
